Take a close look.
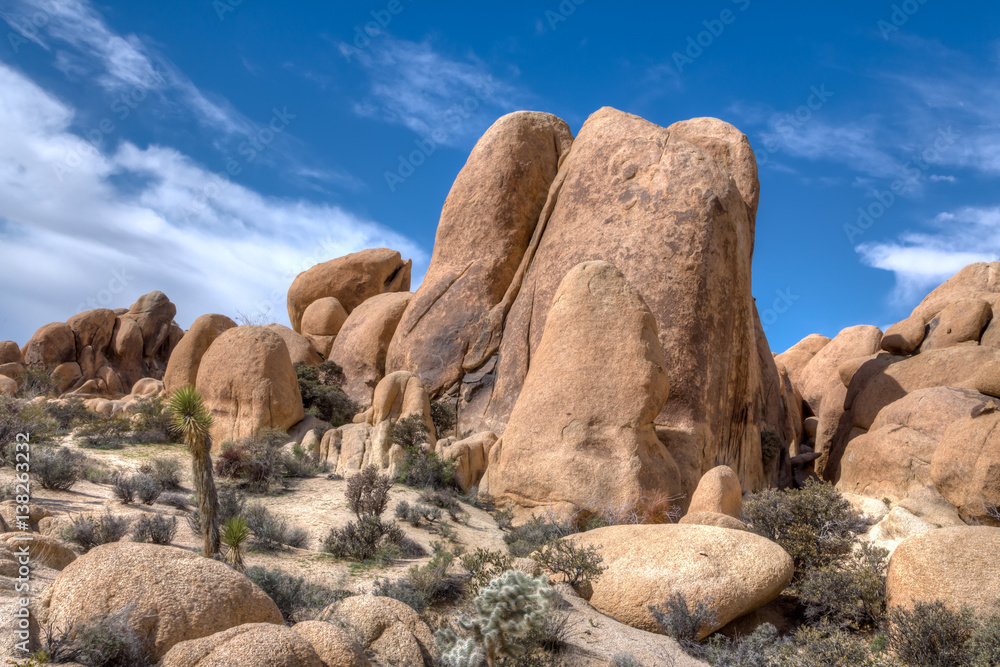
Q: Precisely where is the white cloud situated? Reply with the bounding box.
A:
[0,61,425,344]
[342,36,523,146]
[857,206,1000,303]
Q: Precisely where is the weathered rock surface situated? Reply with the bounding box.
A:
[300,297,349,337]
[567,524,793,639]
[196,326,304,447]
[35,542,283,661]
[286,248,411,333]
[886,526,1000,618]
[317,595,434,666]
[482,261,682,517]
[330,292,413,409]
[385,111,574,396]
[265,323,324,367]
[931,405,1000,524]
[687,465,743,519]
[162,314,237,394]
[0,341,21,365]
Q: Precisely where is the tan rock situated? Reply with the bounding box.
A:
[35,542,283,661]
[385,111,574,396]
[775,334,832,389]
[122,291,177,360]
[301,296,350,337]
[0,500,51,530]
[364,371,435,440]
[0,340,22,365]
[0,362,23,383]
[851,345,1000,430]
[567,524,793,639]
[483,261,682,517]
[931,405,1000,524]
[975,359,1000,397]
[330,292,413,409]
[881,315,926,355]
[687,466,743,519]
[335,423,373,474]
[678,512,747,531]
[0,375,16,397]
[286,248,412,333]
[838,387,989,501]
[317,595,434,667]
[473,111,768,496]
[304,334,336,358]
[160,622,348,667]
[195,326,304,448]
[66,308,116,357]
[107,315,144,390]
[798,326,883,415]
[886,526,1000,618]
[131,377,163,396]
[439,431,497,492]
[22,322,76,367]
[0,533,75,570]
[921,297,992,350]
[292,621,371,667]
[50,362,83,393]
[162,314,236,394]
[264,323,324,367]
[318,427,341,463]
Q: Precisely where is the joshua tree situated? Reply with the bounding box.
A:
[221,516,250,571]
[168,385,219,557]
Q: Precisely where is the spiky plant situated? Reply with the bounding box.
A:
[167,385,219,557]
[221,516,250,571]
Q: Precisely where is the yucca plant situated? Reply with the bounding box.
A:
[221,516,250,571]
[167,385,219,557]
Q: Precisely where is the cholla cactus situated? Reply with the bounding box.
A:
[465,569,558,664]
[436,629,487,667]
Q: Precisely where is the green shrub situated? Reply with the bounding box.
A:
[39,603,151,667]
[609,654,644,667]
[889,600,978,667]
[530,539,606,587]
[373,549,463,611]
[138,456,182,490]
[437,569,558,666]
[129,396,172,442]
[244,566,349,623]
[17,365,56,399]
[461,548,514,596]
[394,499,442,527]
[431,399,457,438]
[159,492,190,511]
[742,480,867,579]
[969,614,1000,666]
[799,541,888,630]
[221,516,250,571]
[346,464,393,518]
[45,398,94,431]
[295,360,357,426]
[111,472,136,504]
[214,429,286,493]
[62,512,131,552]
[31,446,86,490]
[131,515,177,545]
[133,474,162,505]
[419,488,466,521]
[392,416,459,491]
[649,592,717,656]
[492,505,514,531]
[760,429,783,467]
[77,416,132,449]
[187,486,245,534]
[0,398,55,462]
[503,515,577,558]
[244,501,309,551]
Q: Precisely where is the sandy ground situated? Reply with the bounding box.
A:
[0,436,700,666]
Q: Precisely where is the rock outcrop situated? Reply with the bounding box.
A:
[385,111,574,396]
[162,314,237,394]
[317,595,434,666]
[481,261,682,518]
[286,248,411,333]
[35,542,283,661]
[195,326,304,447]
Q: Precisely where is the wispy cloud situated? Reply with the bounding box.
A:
[0,61,424,344]
[858,206,1000,303]
[342,36,523,146]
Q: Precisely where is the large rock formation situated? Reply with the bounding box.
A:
[35,542,283,661]
[931,405,1000,524]
[195,326,304,447]
[566,524,793,639]
[416,108,776,497]
[385,111,574,396]
[162,314,237,394]
[317,596,435,667]
[19,291,182,399]
[330,291,413,408]
[286,248,412,333]
[481,261,682,518]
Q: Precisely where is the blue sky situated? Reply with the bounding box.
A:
[1,0,998,353]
